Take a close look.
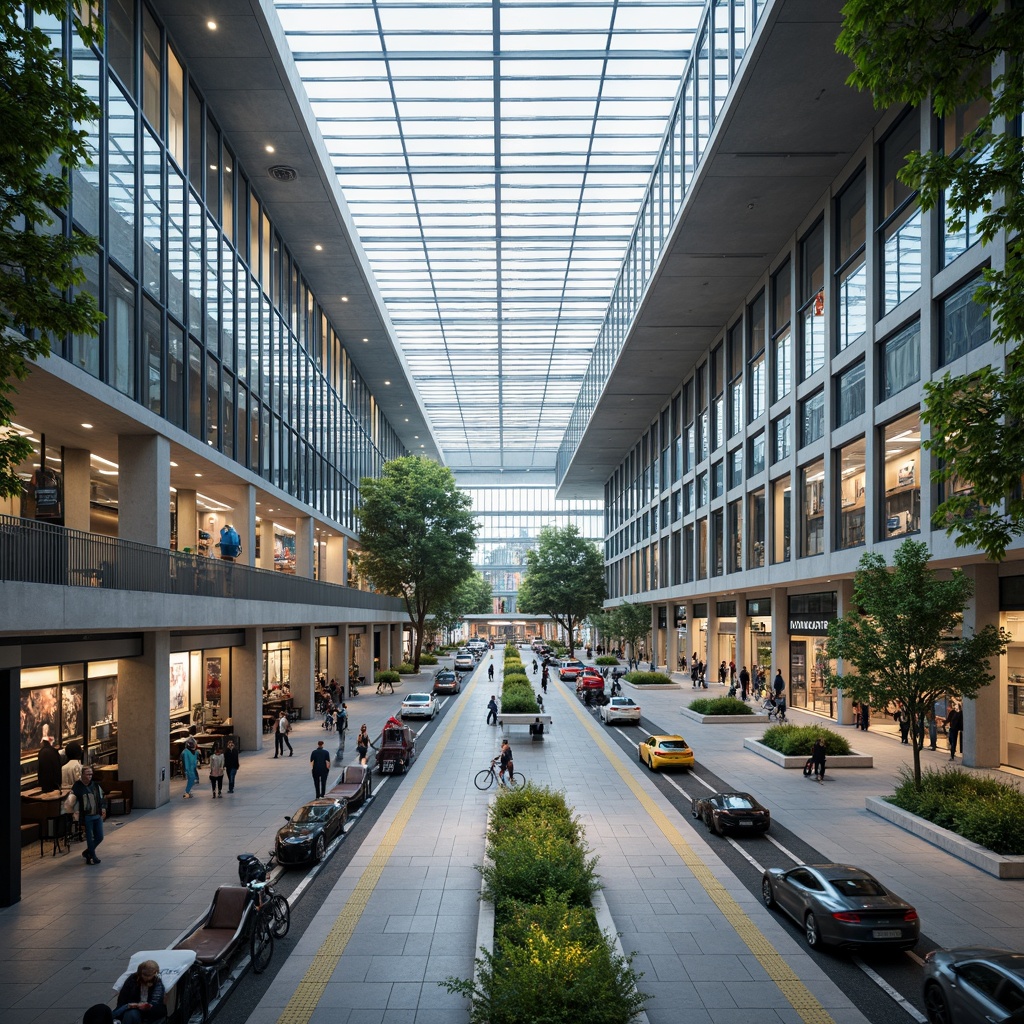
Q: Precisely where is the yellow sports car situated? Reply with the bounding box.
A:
[638,734,694,771]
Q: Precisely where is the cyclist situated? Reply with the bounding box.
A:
[497,740,514,786]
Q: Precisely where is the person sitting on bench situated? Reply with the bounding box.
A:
[529,718,545,738]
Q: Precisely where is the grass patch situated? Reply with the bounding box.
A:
[688,696,755,716]
[623,671,673,686]
[760,724,851,757]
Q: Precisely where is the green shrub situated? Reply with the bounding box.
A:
[374,669,400,684]
[595,655,619,666]
[688,696,754,716]
[419,653,438,665]
[623,671,672,685]
[760,724,851,756]
[505,644,519,657]
[887,766,1024,855]
[395,662,415,674]
[500,685,539,714]
[489,784,583,846]
[503,670,530,685]
[504,661,524,673]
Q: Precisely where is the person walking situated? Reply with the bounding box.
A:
[810,736,827,782]
[773,668,785,701]
[64,764,106,864]
[356,724,371,766]
[947,703,964,760]
[274,709,294,757]
[738,665,750,702]
[894,701,910,744]
[541,668,548,694]
[310,740,331,797]
[927,710,938,751]
[858,701,870,730]
[223,738,239,793]
[488,663,494,682]
[181,737,199,798]
[718,661,727,686]
[208,743,225,798]
[486,694,498,726]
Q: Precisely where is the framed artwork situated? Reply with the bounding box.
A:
[61,683,84,743]
[169,653,188,711]
[21,686,58,753]
[205,657,223,705]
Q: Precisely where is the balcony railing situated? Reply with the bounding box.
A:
[0,515,402,611]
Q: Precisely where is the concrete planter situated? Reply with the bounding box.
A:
[743,737,873,769]
[866,796,1024,879]
[681,707,770,725]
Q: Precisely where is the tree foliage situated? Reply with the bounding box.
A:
[0,3,104,497]
[356,456,477,670]
[517,524,605,658]
[605,602,651,660]
[432,570,492,641]
[824,540,1007,787]
[837,1,1024,559]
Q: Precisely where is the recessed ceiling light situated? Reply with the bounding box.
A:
[420,445,424,448]
[265,144,275,153]
[170,461,178,467]
[362,337,368,343]
[209,164,218,171]
[314,244,323,251]
[207,19,217,30]
[404,418,409,423]
[341,296,348,302]
[194,473,202,478]
[384,380,391,386]
[81,422,92,429]
[414,435,419,439]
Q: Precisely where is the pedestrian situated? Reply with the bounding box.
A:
[486,694,498,726]
[719,661,727,686]
[181,737,199,798]
[356,724,371,765]
[274,709,294,757]
[773,668,785,700]
[739,665,750,701]
[810,736,827,782]
[310,740,331,797]
[927,710,938,751]
[64,764,106,864]
[947,703,964,760]
[223,738,239,793]
[62,740,84,792]
[541,668,548,693]
[497,739,514,786]
[36,736,62,794]
[337,702,348,735]
[691,661,699,688]
[208,742,225,798]
[532,659,538,673]
[729,660,736,685]
[488,663,494,681]
[894,701,910,744]
[536,692,544,712]
[113,958,165,1024]
[859,700,870,730]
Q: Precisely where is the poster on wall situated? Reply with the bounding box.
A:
[274,533,296,573]
[61,683,84,743]
[205,657,223,705]
[21,686,58,752]
[169,653,188,712]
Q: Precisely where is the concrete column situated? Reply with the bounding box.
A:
[735,597,748,682]
[291,627,315,721]
[771,586,790,699]
[325,536,345,585]
[326,632,344,693]
[834,578,857,725]
[259,519,275,570]
[667,605,679,675]
[963,562,1001,768]
[705,601,718,677]
[118,631,171,809]
[295,516,314,579]
[1,667,21,906]
[118,434,170,546]
[230,484,256,567]
[176,489,197,553]
[63,448,91,532]
[233,628,264,753]
[391,624,403,667]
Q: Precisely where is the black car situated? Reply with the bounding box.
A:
[923,947,1024,1024]
[275,797,349,865]
[433,669,460,695]
[691,792,770,836]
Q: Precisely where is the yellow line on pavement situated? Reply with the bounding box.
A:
[557,685,838,1024]
[276,669,481,1024]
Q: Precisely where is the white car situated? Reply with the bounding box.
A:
[599,696,641,725]
[400,692,438,719]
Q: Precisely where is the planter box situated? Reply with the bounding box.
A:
[681,707,770,724]
[743,737,873,769]
[866,796,1024,879]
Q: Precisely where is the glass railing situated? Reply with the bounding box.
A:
[556,0,765,485]
[0,515,401,611]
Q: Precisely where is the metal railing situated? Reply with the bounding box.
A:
[0,514,402,611]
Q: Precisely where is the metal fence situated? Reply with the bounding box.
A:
[0,514,402,611]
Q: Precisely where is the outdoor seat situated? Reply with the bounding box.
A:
[174,885,249,965]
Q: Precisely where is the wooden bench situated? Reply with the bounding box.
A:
[497,713,553,740]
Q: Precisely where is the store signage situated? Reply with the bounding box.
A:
[788,616,832,636]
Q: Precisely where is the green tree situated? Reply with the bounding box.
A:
[607,602,651,665]
[432,570,492,643]
[824,540,1007,787]
[516,524,605,659]
[356,456,477,670]
[837,2,1024,559]
[1,3,104,496]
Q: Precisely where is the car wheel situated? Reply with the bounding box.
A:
[804,912,821,949]
[691,802,700,819]
[923,983,951,1024]
[704,809,717,835]
[761,876,775,908]
[638,748,645,767]
[313,835,325,864]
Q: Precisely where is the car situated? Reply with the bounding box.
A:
[432,669,460,694]
[922,947,1024,1024]
[558,659,586,681]
[691,792,770,836]
[467,639,488,656]
[599,696,641,724]
[453,652,475,672]
[326,764,372,810]
[761,863,920,952]
[576,669,605,695]
[275,797,349,865]
[401,692,438,719]
[638,734,694,771]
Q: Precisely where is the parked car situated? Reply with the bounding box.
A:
[576,669,605,697]
[599,696,641,725]
[638,734,694,771]
[375,718,417,774]
[691,792,770,836]
[558,659,586,681]
[275,797,349,865]
[453,651,475,672]
[467,639,488,656]
[326,764,372,811]
[761,863,920,951]
[400,692,438,719]
[923,947,1024,1024]
[432,669,460,695]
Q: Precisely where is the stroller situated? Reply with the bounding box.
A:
[761,695,787,722]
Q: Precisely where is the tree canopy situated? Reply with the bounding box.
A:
[517,524,605,658]
[356,456,477,670]
[837,1,1024,560]
[0,3,104,497]
[432,570,492,642]
[824,540,1007,786]
[605,602,651,662]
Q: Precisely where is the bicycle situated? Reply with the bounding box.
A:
[474,757,525,791]
[246,880,277,973]
[761,696,787,723]
[237,853,291,942]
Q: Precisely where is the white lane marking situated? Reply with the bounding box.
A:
[660,774,693,803]
[853,957,928,1023]
[688,770,717,792]
[726,835,766,874]
[764,832,803,864]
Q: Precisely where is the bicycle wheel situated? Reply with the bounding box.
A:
[177,965,209,1024]
[250,915,274,974]
[473,768,494,791]
[269,893,291,938]
[508,772,526,790]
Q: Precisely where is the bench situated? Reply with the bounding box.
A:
[174,884,249,966]
[497,713,553,740]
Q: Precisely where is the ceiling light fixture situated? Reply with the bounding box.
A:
[207,19,217,30]
[314,244,323,251]
[170,461,178,467]
[341,296,348,302]
[265,144,275,153]
[81,423,93,429]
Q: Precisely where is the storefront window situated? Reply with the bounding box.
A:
[772,475,791,563]
[837,437,866,549]
[264,641,291,695]
[747,489,765,568]
[728,499,742,573]
[800,458,825,556]
[882,412,921,538]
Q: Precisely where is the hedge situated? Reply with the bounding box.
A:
[759,724,851,757]
[595,656,620,666]
[374,669,400,684]
[623,671,672,686]
[395,662,415,674]
[688,696,755,716]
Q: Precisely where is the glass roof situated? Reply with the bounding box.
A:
[274,0,701,470]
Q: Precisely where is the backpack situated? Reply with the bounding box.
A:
[803,759,813,777]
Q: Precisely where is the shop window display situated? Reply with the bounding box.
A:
[882,413,921,538]
[800,459,825,556]
[837,438,867,549]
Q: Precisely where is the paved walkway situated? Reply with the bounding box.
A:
[6,652,1024,1024]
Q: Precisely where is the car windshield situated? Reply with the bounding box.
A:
[613,699,636,707]
[292,804,334,823]
[829,877,886,897]
[720,795,756,810]
[658,740,689,750]
[406,695,429,703]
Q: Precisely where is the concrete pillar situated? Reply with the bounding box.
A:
[735,596,747,682]
[1,667,21,906]
[295,516,314,578]
[63,448,91,532]
[771,586,790,700]
[259,519,275,570]
[118,631,171,809]
[705,601,718,677]
[326,632,344,693]
[391,624,403,667]
[291,627,314,721]
[231,484,256,567]
[667,605,679,675]
[834,578,857,725]
[963,562,1001,768]
[233,628,264,753]
[176,489,197,553]
[325,536,345,585]
[118,434,170,546]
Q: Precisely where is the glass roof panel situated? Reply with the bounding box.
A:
[275,0,695,468]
